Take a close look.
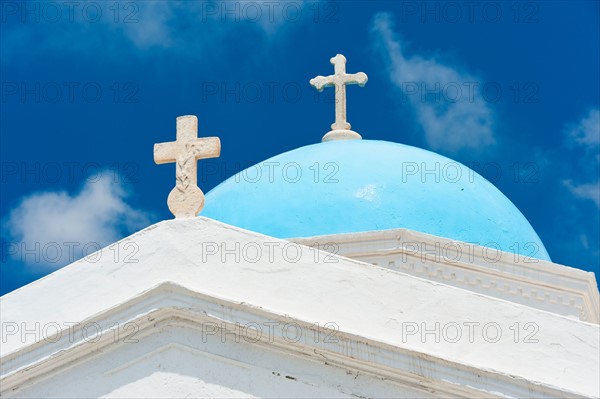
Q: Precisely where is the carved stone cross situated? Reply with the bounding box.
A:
[310,54,368,142]
[154,115,221,219]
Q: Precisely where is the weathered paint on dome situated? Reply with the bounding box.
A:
[203,140,550,261]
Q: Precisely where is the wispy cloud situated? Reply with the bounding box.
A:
[370,12,495,153]
[121,2,175,49]
[566,108,600,150]
[563,180,600,208]
[3,173,150,269]
[563,108,600,208]
[117,1,302,49]
[1,1,313,61]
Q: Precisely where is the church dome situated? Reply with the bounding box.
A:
[203,139,550,261]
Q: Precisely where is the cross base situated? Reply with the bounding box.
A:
[167,185,204,219]
[322,129,362,142]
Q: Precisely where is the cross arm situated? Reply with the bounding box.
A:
[154,142,179,164]
[191,137,221,160]
[345,72,368,87]
[310,75,335,92]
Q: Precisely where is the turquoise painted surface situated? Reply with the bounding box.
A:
[203,140,551,261]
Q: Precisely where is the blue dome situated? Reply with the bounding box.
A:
[203,140,550,261]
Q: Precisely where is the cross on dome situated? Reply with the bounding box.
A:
[310,54,368,142]
[154,115,221,218]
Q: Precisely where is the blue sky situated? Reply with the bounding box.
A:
[1,0,599,294]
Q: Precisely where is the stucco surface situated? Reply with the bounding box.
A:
[1,218,595,397]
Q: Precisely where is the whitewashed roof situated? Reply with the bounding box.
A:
[1,218,598,398]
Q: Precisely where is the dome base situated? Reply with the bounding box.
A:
[322,129,362,142]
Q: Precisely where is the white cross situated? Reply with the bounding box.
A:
[154,115,221,218]
[310,54,368,141]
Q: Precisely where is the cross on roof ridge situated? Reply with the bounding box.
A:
[154,115,221,218]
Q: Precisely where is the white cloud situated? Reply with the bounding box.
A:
[1,1,313,60]
[120,1,314,47]
[563,107,600,208]
[370,12,495,152]
[567,108,600,147]
[563,180,600,208]
[4,173,150,269]
[120,2,175,49]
